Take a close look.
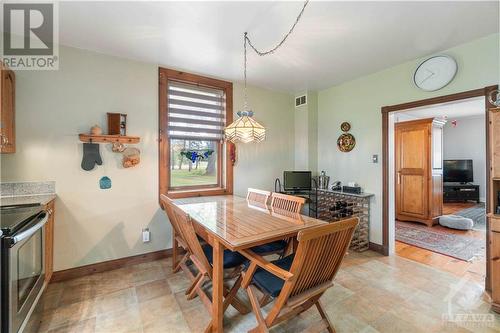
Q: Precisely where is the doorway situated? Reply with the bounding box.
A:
[392,97,487,284]
[381,86,497,291]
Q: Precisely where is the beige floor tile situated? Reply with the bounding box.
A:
[36,255,500,333]
[95,288,137,315]
[39,299,97,332]
[371,311,427,333]
[130,261,167,286]
[91,267,133,296]
[47,318,96,333]
[138,294,180,325]
[141,316,190,333]
[95,305,142,333]
[136,279,172,303]
[166,273,194,293]
[174,291,203,311]
[182,304,212,332]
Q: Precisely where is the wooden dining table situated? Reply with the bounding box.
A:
[173,195,326,333]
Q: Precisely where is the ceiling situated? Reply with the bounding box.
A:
[55,1,499,92]
[396,96,485,121]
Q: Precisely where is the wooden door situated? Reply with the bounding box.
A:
[1,65,15,153]
[395,119,431,223]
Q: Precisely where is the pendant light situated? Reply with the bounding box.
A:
[224,0,309,143]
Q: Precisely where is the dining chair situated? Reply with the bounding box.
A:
[240,217,359,333]
[270,192,306,213]
[160,194,190,274]
[250,192,307,256]
[247,188,271,205]
[166,198,249,316]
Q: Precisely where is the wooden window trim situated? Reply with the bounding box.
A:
[158,67,233,200]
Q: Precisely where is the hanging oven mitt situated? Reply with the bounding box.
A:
[81,143,103,171]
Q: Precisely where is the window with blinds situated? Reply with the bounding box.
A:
[168,82,225,140]
[167,81,226,189]
[159,67,233,197]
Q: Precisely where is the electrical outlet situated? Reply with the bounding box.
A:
[142,228,150,243]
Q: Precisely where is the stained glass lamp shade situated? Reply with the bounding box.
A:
[224,111,265,143]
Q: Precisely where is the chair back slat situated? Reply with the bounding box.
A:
[270,193,306,213]
[285,218,358,299]
[247,188,271,205]
[163,197,212,275]
[160,194,183,237]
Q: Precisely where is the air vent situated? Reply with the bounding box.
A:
[295,95,307,107]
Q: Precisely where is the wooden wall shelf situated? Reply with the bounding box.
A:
[79,134,140,144]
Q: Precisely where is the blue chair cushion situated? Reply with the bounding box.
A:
[251,240,288,255]
[249,254,294,298]
[202,244,247,269]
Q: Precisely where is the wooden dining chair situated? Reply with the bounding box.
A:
[240,217,359,333]
[251,193,307,257]
[160,194,190,274]
[247,188,271,205]
[270,192,306,213]
[166,198,249,316]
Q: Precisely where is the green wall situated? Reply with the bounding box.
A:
[317,33,499,245]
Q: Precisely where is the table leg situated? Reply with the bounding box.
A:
[212,239,224,333]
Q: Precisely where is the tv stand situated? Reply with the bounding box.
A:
[443,184,480,203]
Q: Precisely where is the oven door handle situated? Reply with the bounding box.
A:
[10,213,48,245]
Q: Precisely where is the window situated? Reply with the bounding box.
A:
[159,68,233,199]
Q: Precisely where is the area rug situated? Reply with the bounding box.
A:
[395,221,485,261]
[454,203,486,231]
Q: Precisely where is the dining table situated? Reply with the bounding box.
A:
[173,194,327,333]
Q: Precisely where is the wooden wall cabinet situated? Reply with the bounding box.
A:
[395,118,444,227]
[0,63,15,153]
[44,200,55,283]
[489,107,500,313]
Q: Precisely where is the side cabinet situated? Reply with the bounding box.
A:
[0,64,15,153]
[489,107,500,313]
[44,200,55,283]
[491,216,500,312]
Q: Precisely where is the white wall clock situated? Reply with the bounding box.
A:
[413,55,457,91]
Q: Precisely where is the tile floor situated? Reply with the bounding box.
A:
[32,251,500,333]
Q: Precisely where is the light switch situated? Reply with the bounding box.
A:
[372,154,378,163]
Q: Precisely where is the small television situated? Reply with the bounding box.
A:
[443,160,473,183]
[283,171,311,191]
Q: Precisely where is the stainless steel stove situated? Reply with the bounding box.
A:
[1,204,47,333]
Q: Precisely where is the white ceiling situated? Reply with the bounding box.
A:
[396,96,485,121]
[55,1,499,92]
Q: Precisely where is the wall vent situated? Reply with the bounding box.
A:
[295,95,307,108]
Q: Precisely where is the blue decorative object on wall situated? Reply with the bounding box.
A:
[99,176,112,189]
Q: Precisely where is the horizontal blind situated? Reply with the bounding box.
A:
[168,81,225,141]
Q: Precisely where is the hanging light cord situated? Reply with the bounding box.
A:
[242,0,309,113]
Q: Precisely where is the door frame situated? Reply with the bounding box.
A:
[381,85,498,292]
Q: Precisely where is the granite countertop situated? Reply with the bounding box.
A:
[1,181,56,207]
[0,194,56,207]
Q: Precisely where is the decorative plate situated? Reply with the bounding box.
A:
[340,122,351,132]
[337,133,356,152]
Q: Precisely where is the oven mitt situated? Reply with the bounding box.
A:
[81,143,103,171]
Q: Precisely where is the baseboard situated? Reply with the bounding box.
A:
[51,249,173,283]
[369,242,388,255]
